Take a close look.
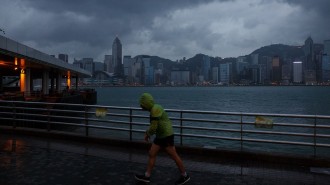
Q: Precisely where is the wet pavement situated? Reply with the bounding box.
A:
[1,133,330,185]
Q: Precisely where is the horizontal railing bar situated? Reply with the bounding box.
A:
[316,143,330,147]
[244,121,316,128]
[166,108,330,119]
[175,117,241,124]
[91,112,131,118]
[86,105,141,111]
[179,133,242,141]
[86,124,130,131]
[1,118,84,128]
[243,138,314,146]
[316,134,330,138]
[131,122,149,127]
[243,130,315,137]
[0,106,85,115]
[316,125,330,129]
[88,119,130,125]
[176,125,240,133]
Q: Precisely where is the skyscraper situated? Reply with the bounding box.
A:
[219,63,232,85]
[304,36,314,70]
[202,55,210,81]
[112,36,123,77]
[324,40,330,56]
[293,61,303,83]
[271,56,281,83]
[104,55,113,73]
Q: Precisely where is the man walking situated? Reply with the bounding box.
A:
[135,93,190,185]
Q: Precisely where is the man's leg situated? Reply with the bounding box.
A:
[146,143,161,176]
[165,146,186,174]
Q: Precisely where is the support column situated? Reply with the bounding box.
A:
[50,70,55,94]
[42,71,49,95]
[67,71,71,89]
[75,75,79,89]
[20,68,30,94]
[30,76,34,92]
[56,73,62,93]
[0,74,3,92]
[19,57,30,96]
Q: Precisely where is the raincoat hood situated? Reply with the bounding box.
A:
[139,93,154,111]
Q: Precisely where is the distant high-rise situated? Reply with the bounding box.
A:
[123,56,133,84]
[324,40,330,56]
[58,54,68,63]
[304,36,314,70]
[293,61,303,83]
[271,56,281,83]
[73,58,94,73]
[202,55,210,81]
[112,36,123,77]
[251,54,259,65]
[212,67,219,84]
[219,63,232,84]
[104,55,113,73]
[322,55,330,82]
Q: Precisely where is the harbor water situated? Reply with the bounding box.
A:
[95,86,330,115]
[88,86,330,156]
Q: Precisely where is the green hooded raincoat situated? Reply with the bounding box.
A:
[139,93,174,138]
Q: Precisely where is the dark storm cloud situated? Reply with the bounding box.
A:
[280,0,330,40]
[3,0,218,60]
[0,0,329,61]
[282,0,330,16]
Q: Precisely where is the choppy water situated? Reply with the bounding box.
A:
[95,86,330,115]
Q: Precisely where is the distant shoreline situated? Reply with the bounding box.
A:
[77,84,330,88]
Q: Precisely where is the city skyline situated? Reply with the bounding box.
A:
[74,35,330,86]
[1,0,330,62]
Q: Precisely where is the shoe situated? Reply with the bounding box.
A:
[134,174,150,183]
[175,174,190,185]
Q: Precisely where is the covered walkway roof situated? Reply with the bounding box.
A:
[0,35,91,78]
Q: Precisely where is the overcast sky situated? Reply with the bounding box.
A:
[1,0,329,63]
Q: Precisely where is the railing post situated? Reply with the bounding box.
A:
[129,109,133,141]
[12,102,16,129]
[180,111,183,146]
[240,113,243,152]
[85,105,89,137]
[47,104,50,131]
[314,116,317,158]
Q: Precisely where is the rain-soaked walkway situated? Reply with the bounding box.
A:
[1,132,330,185]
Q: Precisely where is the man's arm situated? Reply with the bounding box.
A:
[146,117,160,137]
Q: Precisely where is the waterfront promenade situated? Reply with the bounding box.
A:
[1,132,330,185]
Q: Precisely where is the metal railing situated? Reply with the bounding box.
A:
[0,100,330,158]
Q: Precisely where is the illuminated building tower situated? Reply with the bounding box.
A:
[112,36,123,77]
